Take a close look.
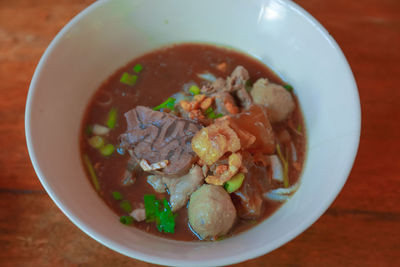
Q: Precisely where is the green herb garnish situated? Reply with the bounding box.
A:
[99,144,114,156]
[153,97,176,111]
[106,108,117,129]
[144,194,159,221]
[156,199,176,233]
[133,64,143,73]
[283,84,294,92]
[120,200,132,213]
[189,85,200,95]
[120,215,134,225]
[120,72,138,86]
[112,191,123,201]
[83,155,100,191]
[144,194,177,233]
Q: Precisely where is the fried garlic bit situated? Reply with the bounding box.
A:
[200,97,213,111]
[139,159,169,171]
[206,153,242,185]
[191,120,241,166]
[216,62,227,72]
[179,94,214,120]
[189,109,205,121]
[224,100,239,114]
[180,94,206,112]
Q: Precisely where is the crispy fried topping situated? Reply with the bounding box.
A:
[191,120,241,165]
[205,153,242,185]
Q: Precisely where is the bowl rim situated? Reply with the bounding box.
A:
[25,0,361,266]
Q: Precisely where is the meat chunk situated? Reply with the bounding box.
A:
[225,66,250,92]
[147,175,166,193]
[214,91,239,115]
[232,152,272,219]
[188,184,237,240]
[201,78,225,95]
[163,165,204,212]
[202,66,249,95]
[206,66,252,110]
[146,165,204,212]
[227,66,252,108]
[236,87,252,108]
[250,78,295,123]
[119,106,202,177]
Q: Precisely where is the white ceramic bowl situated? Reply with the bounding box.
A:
[25,0,360,266]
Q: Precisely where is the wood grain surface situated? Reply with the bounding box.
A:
[1,0,399,266]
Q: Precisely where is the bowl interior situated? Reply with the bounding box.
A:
[25,0,360,266]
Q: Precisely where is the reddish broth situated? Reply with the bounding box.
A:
[80,43,306,241]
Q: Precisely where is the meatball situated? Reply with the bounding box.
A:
[250,78,295,123]
[188,184,237,239]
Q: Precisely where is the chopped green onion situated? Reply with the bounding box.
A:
[283,84,294,92]
[189,85,200,95]
[276,144,289,188]
[224,173,245,193]
[153,97,176,111]
[99,144,114,156]
[106,108,117,129]
[120,200,132,213]
[88,136,104,149]
[205,107,223,119]
[83,155,100,191]
[144,194,176,233]
[120,215,134,225]
[133,64,143,73]
[112,191,123,200]
[207,111,217,119]
[120,72,138,86]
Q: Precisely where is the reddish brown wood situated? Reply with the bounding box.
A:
[0,0,399,266]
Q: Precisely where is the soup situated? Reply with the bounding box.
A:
[80,43,306,241]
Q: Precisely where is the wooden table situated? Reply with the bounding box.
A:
[1,0,399,266]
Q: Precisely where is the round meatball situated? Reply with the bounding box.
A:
[188,184,236,239]
[250,78,295,123]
